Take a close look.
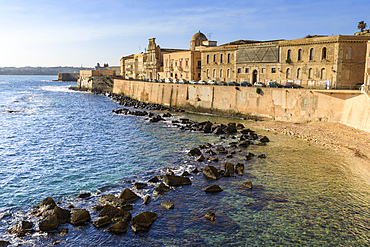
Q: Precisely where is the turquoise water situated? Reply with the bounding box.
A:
[0,75,369,246]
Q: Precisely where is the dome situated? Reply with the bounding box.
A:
[191,31,208,42]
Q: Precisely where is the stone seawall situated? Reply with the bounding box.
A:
[113,79,370,132]
[57,73,79,82]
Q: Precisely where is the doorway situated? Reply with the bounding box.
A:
[253,70,258,83]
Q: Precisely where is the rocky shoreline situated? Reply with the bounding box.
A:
[1,89,273,246]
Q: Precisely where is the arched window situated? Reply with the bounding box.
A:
[213,54,216,62]
[322,47,327,60]
[207,55,209,64]
[286,68,290,79]
[297,68,301,79]
[287,49,291,59]
[308,68,313,79]
[346,69,351,80]
[320,68,326,79]
[347,47,352,60]
[227,69,230,78]
[309,48,314,60]
[298,49,302,61]
[220,69,223,77]
[227,53,231,63]
[220,54,223,63]
[213,69,216,78]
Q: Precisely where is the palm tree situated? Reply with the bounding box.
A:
[358,21,367,32]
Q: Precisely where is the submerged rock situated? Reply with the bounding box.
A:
[241,181,253,189]
[131,212,158,233]
[160,201,175,209]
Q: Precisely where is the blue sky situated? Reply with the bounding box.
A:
[0,0,368,67]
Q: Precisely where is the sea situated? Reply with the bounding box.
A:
[0,75,369,246]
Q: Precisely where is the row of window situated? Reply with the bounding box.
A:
[237,68,276,74]
[165,60,189,68]
[206,68,232,78]
[206,53,232,64]
[286,47,353,61]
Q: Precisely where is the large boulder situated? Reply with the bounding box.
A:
[203,165,221,180]
[99,194,126,207]
[222,162,235,177]
[7,221,34,237]
[98,205,131,222]
[105,220,129,234]
[34,197,57,217]
[70,209,91,226]
[53,206,71,224]
[119,188,141,202]
[92,216,111,228]
[131,212,157,233]
[203,184,223,193]
[163,175,192,186]
[39,214,58,232]
[153,183,171,195]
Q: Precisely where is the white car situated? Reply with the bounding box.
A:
[189,80,197,84]
[198,80,207,85]
[208,80,216,85]
[165,78,172,83]
[172,78,178,83]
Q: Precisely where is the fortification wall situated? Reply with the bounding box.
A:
[57,73,79,82]
[113,79,370,132]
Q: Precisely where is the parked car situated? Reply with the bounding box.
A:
[284,82,303,88]
[240,81,252,87]
[267,81,281,88]
[353,83,363,90]
[189,80,198,84]
[198,80,207,85]
[172,79,178,83]
[158,79,164,83]
[208,80,216,85]
[165,78,172,83]
[227,81,236,86]
[217,81,227,86]
[253,82,266,87]
[178,78,188,84]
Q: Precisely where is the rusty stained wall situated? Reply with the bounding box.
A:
[113,79,370,131]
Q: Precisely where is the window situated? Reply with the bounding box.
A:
[286,68,290,79]
[287,49,291,59]
[213,69,216,77]
[227,53,231,63]
[220,54,223,63]
[179,60,182,68]
[175,61,177,67]
[320,68,326,79]
[245,68,249,73]
[220,69,223,77]
[237,68,241,73]
[206,55,209,64]
[297,68,301,79]
[197,61,201,68]
[322,47,327,60]
[185,60,188,67]
[213,54,216,62]
[298,49,302,61]
[309,48,314,60]
[261,68,266,73]
[227,69,230,78]
[308,68,313,79]
[346,69,351,80]
[271,68,276,73]
[347,47,352,60]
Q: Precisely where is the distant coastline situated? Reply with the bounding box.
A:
[0,66,92,76]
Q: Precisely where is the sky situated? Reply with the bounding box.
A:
[0,0,369,67]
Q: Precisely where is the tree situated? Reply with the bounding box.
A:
[358,21,367,32]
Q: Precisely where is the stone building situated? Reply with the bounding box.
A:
[162,31,217,80]
[201,35,370,88]
[77,68,115,91]
[120,54,134,78]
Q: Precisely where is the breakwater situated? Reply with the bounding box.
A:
[113,79,370,132]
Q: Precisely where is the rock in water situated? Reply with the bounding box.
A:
[53,206,71,224]
[131,212,158,233]
[119,188,141,202]
[260,136,270,143]
[34,197,57,217]
[92,216,111,228]
[205,212,216,222]
[188,148,202,156]
[133,182,147,190]
[153,183,171,195]
[203,165,221,180]
[163,175,192,186]
[142,195,151,204]
[78,192,91,199]
[222,162,235,177]
[70,209,91,226]
[39,214,58,232]
[7,221,34,237]
[235,163,244,176]
[241,181,253,189]
[98,205,132,222]
[99,194,126,207]
[204,184,223,193]
[105,220,129,234]
[160,201,175,209]
[195,154,206,162]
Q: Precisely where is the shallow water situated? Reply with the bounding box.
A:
[0,75,369,246]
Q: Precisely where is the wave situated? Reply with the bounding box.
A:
[39,85,75,93]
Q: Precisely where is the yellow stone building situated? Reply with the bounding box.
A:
[201,35,370,88]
